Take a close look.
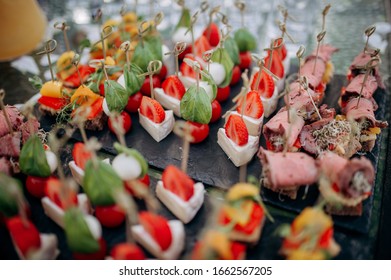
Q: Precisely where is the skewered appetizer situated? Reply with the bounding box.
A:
[156,165,204,224]
[131,211,185,260]
[279,207,340,260]
[258,148,318,199]
[317,151,374,216]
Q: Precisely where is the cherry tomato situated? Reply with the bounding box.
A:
[140,174,150,186]
[158,65,168,81]
[6,217,41,257]
[73,238,107,260]
[216,86,231,102]
[230,65,241,85]
[187,121,210,144]
[95,204,126,228]
[125,92,143,113]
[140,76,161,96]
[26,175,54,198]
[108,111,132,134]
[239,51,252,70]
[99,83,105,96]
[210,100,222,123]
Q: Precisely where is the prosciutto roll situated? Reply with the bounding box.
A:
[317,151,375,215]
[340,74,378,109]
[284,83,321,121]
[258,147,318,199]
[349,50,384,89]
[263,108,305,152]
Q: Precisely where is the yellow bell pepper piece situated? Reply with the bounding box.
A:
[40,81,63,98]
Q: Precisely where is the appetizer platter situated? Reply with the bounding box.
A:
[0,1,390,260]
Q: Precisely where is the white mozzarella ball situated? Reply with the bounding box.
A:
[112,153,142,181]
[83,215,102,240]
[208,62,226,86]
[102,98,110,116]
[45,150,58,173]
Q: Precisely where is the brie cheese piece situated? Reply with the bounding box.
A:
[156,181,204,224]
[132,220,185,260]
[154,88,181,117]
[226,111,264,137]
[138,109,175,142]
[69,158,111,187]
[217,128,259,167]
[41,194,91,229]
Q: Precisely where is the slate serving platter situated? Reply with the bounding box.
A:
[36,72,388,235]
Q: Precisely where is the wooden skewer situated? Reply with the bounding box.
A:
[321,4,332,31]
[120,41,132,72]
[113,189,139,243]
[223,70,249,118]
[300,76,322,120]
[183,58,202,92]
[185,11,199,57]
[109,112,127,146]
[234,1,246,28]
[165,42,187,76]
[312,30,326,75]
[71,53,84,87]
[36,39,58,82]
[356,57,380,108]
[54,21,71,52]
[173,121,194,173]
[206,5,221,42]
[363,25,376,53]
[264,37,284,71]
[202,49,214,73]
[146,60,162,99]
[296,45,306,94]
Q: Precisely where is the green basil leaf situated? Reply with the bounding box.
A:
[0,173,22,217]
[106,66,122,76]
[87,69,103,94]
[201,69,217,101]
[175,8,191,30]
[104,80,129,112]
[180,85,212,124]
[78,38,91,53]
[114,142,148,178]
[224,36,240,65]
[131,40,158,72]
[211,48,234,88]
[64,207,100,254]
[83,160,123,206]
[123,63,145,96]
[28,76,42,90]
[19,135,51,177]
[144,35,163,61]
[234,28,257,52]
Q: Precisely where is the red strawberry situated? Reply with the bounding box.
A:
[138,211,172,251]
[203,23,220,47]
[264,50,284,78]
[87,97,104,119]
[162,75,186,100]
[250,71,275,98]
[44,178,78,210]
[180,54,201,79]
[194,35,212,58]
[225,114,249,146]
[162,165,194,201]
[7,217,41,258]
[72,142,92,170]
[230,65,241,85]
[278,43,288,61]
[110,243,145,260]
[237,90,264,119]
[239,51,252,70]
[139,96,166,123]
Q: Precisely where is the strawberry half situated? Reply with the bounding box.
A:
[264,50,284,78]
[250,71,275,98]
[180,54,201,79]
[44,177,78,210]
[7,217,41,258]
[72,142,92,170]
[194,35,212,58]
[162,76,186,100]
[162,165,195,201]
[138,211,172,251]
[202,23,220,47]
[225,114,249,146]
[139,96,166,123]
[237,90,264,119]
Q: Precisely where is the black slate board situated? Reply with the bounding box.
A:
[36,73,388,235]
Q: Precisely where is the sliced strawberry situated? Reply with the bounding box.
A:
[44,177,78,210]
[264,50,284,78]
[6,217,41,258]
[139,96,166,123]
[250,71,275,98]
[180,54,200,79]
[332,182,340,193]
[72,142,92,170]
[162,75,186,100]
[178,46,193,60]
[138,211,172,251]
[110,243,145,260]
[202,23,220,47]
[194,35,212,58]
[237,90,264,119]
[293,137,301,149]
[230,65,241,86]
[38,96,68,111]
[87,96,104,119]
[273,38,287,61]
[162,165,194,201]
[225,114,249,146]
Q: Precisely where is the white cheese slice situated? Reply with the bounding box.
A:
[217,128,259,167]
[41,193,91,229]
[131,220,185,260]
[154,88,181,117]
[226,111,264,137]
[156,181,204,224]
[138,109,175,142]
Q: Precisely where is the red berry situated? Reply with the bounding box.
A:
[108,111,132,134]
[264,50,284,78]
[72,142,92,170]
[158,64,168,81]
[250,71,275,98]
[162,75,186,100]
[237,90,264,119]
[202,23,220,47]
[139,96,166,123]
[44,178,78,210]
[138,211,172,251]
[210,99,222,123]
[225,114,249,146]
[125,92,143,113]
[162,165,195,201]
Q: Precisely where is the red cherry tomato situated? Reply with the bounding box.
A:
[99,83,105,96]
[158,65,168,81]
[216,86,231,102]
[26,175,54,198]
[125,92,143,113]
[139,174,150,186]
[6,217,41,257]
[230,65,241,85]
[95,204,126,228]
[140,76,161,96]
[210,100,222,123]
[108,111,132,134]
[73,238,107,260]
[187,121,210,144]
[239,51,252,70]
